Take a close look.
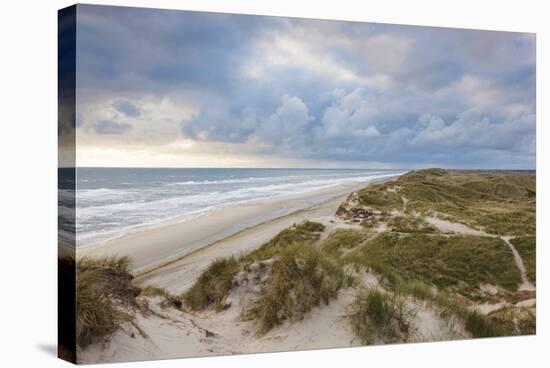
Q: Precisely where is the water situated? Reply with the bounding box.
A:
[59,168,405,247]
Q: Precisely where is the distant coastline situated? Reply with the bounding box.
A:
[79,172,404,272]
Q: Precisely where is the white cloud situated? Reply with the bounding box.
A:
[256,95,312,145]
[320,88,382,138]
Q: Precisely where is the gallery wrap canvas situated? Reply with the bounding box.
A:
[58,4,536,364]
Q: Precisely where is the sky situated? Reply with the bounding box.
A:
[63,4,536,169]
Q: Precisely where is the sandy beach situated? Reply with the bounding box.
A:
[79,175,401,277]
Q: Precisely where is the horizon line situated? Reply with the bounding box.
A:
[58,166,536,171]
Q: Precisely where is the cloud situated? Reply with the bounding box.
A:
[112,100,141,117]
[94,119,132,135]
[319,88,381,138]
[256,95,312,146]
[74,5,536,169]
[411,111,535,153]
[180,106,258,143]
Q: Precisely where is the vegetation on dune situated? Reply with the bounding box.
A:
[140,285,169,298]
[244,220,326,261]
[510,236,536,284]
[394,280,501,338]
[183,220,336,319]
[488,306,536,336]
[76,256,138,350]
[320,228,369,256]
[356,186,403,212]
[348,288,415,344]
[345,233,521,297]
[184,220,349,334]
[387,215,437,233]
[351,169,535,237]
[250,222,324,257]
[183,256,239,311]
[245,244,348,334]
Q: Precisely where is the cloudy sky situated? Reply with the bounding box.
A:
[69,4,536,169]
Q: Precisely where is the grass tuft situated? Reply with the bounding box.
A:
[348,289,414,345]
[76,256,136,349]
[246,244,347,334]
[183,256,239,311]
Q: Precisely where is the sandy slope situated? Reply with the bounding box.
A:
[79,268,464,364]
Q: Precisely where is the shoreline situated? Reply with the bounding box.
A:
[79,174,402,280]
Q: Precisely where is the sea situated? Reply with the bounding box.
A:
[59,168,406,247]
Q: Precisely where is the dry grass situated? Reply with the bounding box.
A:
[488,306,536,336]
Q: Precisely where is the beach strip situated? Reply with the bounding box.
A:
[79,175,402,285]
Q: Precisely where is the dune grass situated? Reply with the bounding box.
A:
[348,288,415,345]
[183,220,329,315]
[395,280,501,338]
[320,228,369,256]
[183,256,239,311]
[184,220,349,334]
[76,256,136,349]
[350,169,535,237]
[387,215,437,233]
[488,306,536,336]
[140,285,169,297]
[246,244,348,334]
[510,236,536,284]
[345,233,521,299]
[245,220,325,261]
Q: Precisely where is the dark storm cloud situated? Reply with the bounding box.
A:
[76,5,536,168]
